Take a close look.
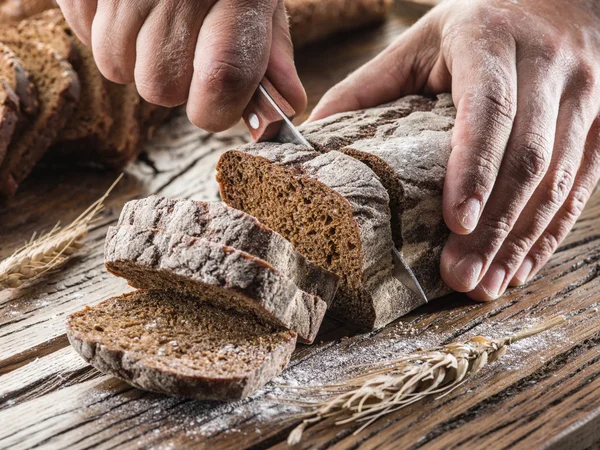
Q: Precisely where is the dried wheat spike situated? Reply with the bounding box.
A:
[0,175,123,290]
[286,316,566,445]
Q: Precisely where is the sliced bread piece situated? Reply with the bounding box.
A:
[67,290,297,400]
[22,9,113,149]
[117,196,339,306]
[99,82,142,169]
[300,94,454,299]
[105,227,327,344]
[0,80,19,164]
[0,40,79,197]
[217,146,420,330]
[0,42,38,120]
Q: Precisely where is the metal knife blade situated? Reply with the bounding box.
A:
[257,83,313,148]
[392,247,428,304]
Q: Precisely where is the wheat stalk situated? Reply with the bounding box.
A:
[286,316,566,445]
[0,175,123,290]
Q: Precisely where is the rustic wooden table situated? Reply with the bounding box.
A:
[1,2,599,449]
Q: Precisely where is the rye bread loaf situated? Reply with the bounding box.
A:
[217,147,420,330]
[23,9,114,149]
[0,41,79,197]
[286,0,392,48]
[117,196,339,306]
[0,42,37,120]
[300,94,455,299]
[67,290,296,400]
[105,226,328,344]
[0,79,18,164]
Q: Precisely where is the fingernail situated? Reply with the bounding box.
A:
[512,257,534,286]
[456,197,481,232]
[480,263,506,299]
[452,253,484,291]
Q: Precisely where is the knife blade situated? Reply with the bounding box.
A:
[243,77,428,303]
[392,248,428,304]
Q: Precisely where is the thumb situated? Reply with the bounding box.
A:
[266,0,307,117]
[308,15,443,122]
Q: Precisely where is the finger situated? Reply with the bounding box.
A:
[471,93,591,300]
[511,116,600,286]
[441,58,562,295]
[91,0,151,84]
[307,12,443,122]
[56,0,97,45]
[186,0,276,131]
[442,29,517,235]
[264,0,306,116]
[135,0,211,106]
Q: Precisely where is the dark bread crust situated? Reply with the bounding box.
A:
[0,42,38,119]
[217,147,421,329]
[301,94,455,299]
[0,80,19,164]
[0,41,79,197]
[67,291,297,401]
[118,196,339,306]
[105,226,327,344]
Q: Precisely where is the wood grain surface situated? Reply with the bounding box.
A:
[0,2,599,450]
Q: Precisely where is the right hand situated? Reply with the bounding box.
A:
[56,0,307,132]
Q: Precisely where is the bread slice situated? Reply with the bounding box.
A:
[0,42,38,121]
[67,290,297,400]
[99,82,142,169]
[0,80,19,164]
[300,94,454,299]
[117,196,339,306]
[0,41,79,197]
[22,9,113,149]
[105,226,327,344]
[217,146,419,330]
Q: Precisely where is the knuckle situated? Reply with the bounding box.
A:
[480,215,513,242]
[507,132,552,182]
[536,229,561,258]
[199,57,255,96]
[480,89,516,125]
[563,186,590,222]
[542,167,576,209]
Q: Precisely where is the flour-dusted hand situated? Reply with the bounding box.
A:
[310,0,600,301]
[55,0,306,131]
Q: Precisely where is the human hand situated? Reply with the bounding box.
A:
[309,0,600,301]
[56,0,307,131]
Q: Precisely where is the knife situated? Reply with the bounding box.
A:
[243,77,428,304]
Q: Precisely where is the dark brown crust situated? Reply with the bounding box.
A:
[0,41,80,198]
[66,291,297,401]
[105,226,328,344]
[0,80,19,164]
[117,196,339,306]
[0,42,37,119]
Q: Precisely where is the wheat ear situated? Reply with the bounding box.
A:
[286,316,566,445]
[0,175,123,290]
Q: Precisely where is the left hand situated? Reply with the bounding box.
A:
[309,0,600,301]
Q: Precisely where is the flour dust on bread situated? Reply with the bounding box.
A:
[301,94,455,299]
[105,226,327,344]
[67,290,297,401]
[0,40,79,197]
[118,196,339,306]
[217,146,422,330]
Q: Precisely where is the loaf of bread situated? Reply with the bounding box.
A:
[67,290,297,401]
[217,94,455,329]
[0,42,38,122]
[286,0,392,48]
[301,94,455,299]
[217,147,421,330]
[117,196,339,306]
[0,41,79,197]
[105,226,328,344]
